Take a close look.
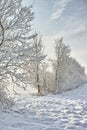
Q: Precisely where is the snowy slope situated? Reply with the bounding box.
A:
[0,84,87,130]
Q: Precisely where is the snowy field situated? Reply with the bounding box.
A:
[0,84,87,130]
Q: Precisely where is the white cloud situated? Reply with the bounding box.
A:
[71,25,86,35]
[51,0,72,20]
[59,24,87,38]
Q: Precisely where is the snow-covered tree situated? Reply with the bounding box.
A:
[0,0,35,101]
[0,83,13,108]
[23,35,46,94]
[53,38,71,93]
[40,62,49,92]
[52,38,86,93]
[64,57,87,90]
[39,62,55,93]
[0,0,35,46]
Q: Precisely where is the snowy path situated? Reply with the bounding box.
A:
[0,84,87,130]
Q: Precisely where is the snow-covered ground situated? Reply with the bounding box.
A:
[0,84,87,130]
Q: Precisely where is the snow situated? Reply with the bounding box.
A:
[0,84,87,130]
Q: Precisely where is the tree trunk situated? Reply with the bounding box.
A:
[0,20,4,46]
[36,62,41,94]
[38,84,41,94]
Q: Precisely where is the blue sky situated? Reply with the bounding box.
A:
[23,0,87,71]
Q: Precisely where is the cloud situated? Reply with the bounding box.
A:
[71,25,86,35]
[51,0,72,20]
[59,24,87,39]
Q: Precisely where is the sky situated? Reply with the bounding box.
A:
[23,0,87,72]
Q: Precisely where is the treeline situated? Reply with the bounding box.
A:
[22,37,86,94]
